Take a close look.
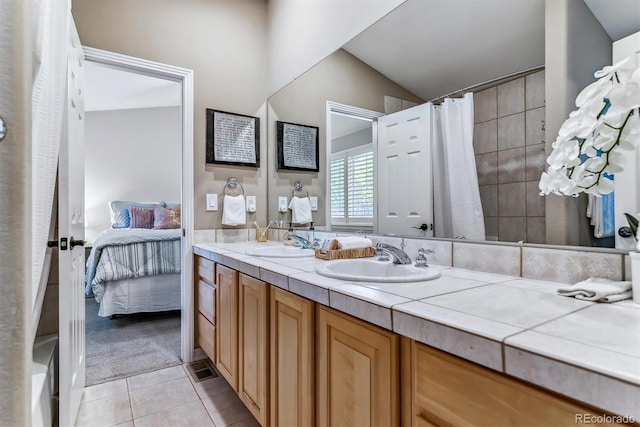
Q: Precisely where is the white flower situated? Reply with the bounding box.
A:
[539,170,579,196]
[585,177,614,194]
[539,56,640,197]
[582,156,606,172]
[593,57,629,79]
[546,138,579,169]
[608,81,640,111]
[575,79,611,107]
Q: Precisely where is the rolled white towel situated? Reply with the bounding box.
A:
[336,236,373,250]
[557,277,632,302]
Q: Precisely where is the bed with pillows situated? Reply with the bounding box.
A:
[85,200,182,317]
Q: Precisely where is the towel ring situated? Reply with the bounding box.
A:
[223,177,245,197]
[291,181,309,198]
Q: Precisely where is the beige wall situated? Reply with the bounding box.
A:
[544,0,612,245]
[267,0,406,95]
[267,48,423,226]
[72,0,270,229]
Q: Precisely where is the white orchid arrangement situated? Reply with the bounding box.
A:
[539,57,640,197]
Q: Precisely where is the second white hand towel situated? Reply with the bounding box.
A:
[288,196,313,224]
[222,195,246,226]
[557,277,632,302]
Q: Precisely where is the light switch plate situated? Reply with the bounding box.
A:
[309,196,318,211]
[206,194,218,211]
[278,196,288,212]
[246,196,256,213]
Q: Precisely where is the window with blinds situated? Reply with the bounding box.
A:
[330,145,374,226]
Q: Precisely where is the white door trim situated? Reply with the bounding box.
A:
[612,32,640,250]
[325,101,383,232]
[82,47,195,363]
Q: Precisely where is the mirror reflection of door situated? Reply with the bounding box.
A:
[328,103,434,237]
[377,103,433,238]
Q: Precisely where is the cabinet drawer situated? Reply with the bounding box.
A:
[197,313,215,362]
[198,280,216,324]
[197,257,215,284]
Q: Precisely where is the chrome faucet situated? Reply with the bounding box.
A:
[414,248,435,268]
[375,243,412,265]
[285,232,319,249]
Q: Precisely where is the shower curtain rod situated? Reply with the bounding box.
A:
[428,64,545,104]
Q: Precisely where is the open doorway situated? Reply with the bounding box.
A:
[82,48,194,385]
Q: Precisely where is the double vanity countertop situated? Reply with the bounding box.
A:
[194,241,640,419]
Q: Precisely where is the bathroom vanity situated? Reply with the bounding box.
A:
[194,240,639,426]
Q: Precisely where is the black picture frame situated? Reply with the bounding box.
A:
[276,120,319,172]
[206,109,260,167]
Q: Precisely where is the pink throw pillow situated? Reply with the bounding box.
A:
[129,206,154,229]
[153,205,181,229]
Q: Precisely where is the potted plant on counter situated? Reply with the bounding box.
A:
[624,213,640,303]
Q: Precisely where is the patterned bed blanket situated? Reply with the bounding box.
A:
[85,228,181,302]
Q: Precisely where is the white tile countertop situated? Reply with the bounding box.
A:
[194,241,640,419]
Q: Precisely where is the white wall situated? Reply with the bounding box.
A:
[267,0,406,95]
[84,107,181,242]
[333,128,372,153]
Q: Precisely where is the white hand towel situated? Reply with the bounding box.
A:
[557,277,632,302]
[288,196,313,224]
[222,195,246,226]
[336,236,373,249]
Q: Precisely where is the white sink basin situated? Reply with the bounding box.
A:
[246,245,315,258]
[316,259,441,282]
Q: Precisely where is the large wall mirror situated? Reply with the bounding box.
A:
[266,0,637,251]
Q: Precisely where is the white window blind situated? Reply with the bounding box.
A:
[331,145,374,225]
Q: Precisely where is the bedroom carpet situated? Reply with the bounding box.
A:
[85,297,181,386]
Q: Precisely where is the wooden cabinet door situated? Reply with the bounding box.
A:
[270,288,314,427]
[238,274,269,425]
[316,306,399,427]
[409,341,616,426]
[216,264,238,391]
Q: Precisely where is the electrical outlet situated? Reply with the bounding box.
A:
[246,196,256,213]
[309,196,318,211]
[206,194,218,211]
[278,196,288,212]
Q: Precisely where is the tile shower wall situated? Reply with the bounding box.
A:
[473,70,546,243]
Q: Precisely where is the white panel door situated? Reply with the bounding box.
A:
[58,17,86,427]
[377,103,433,236]
[613,31,640,249]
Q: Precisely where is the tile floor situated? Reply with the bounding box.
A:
[75,364,260,427]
